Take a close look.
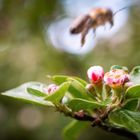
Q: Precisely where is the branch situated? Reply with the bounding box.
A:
[73,112,94,121]
[72,113,137,140]
[98,124,138,140]
[64,107,138,140]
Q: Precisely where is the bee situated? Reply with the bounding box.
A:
[70,7,126,46]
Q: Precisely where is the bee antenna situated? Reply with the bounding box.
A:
[113,7,128,16]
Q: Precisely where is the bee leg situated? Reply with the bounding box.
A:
[81,19,93,46]
[109,19,114,29]
[81,28,88,46]
[93,29,96,37]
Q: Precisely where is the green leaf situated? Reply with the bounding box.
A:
[68,98,106,111]
[125,84,140,99]
[72,77,87,87]
[68,79,93,100]
[52,75,88,86]
[52,75,92,100]
[1,82,53,106]
[111,65,128,72]
[63,120,88,140]
[109,109,140,132]
[27,88,47,97]
[52,75,68,85]
[136,133,140,140]
[45,82,70,103]
[123,99,139,111]
[130,66,140,84]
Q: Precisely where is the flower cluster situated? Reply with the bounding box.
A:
[104,69,130,88]
[87,66,130,88]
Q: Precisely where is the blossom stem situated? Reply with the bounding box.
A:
[94,82,103,100]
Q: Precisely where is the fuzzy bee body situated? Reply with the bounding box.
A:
[89,8,113,27]
[70,8,114,46]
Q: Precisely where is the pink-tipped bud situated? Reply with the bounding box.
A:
[44,84,58,95]
[87,66,104,84]
[104,69,130,88]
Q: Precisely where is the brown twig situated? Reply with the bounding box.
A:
[98,124,138,140]
[72,112,137,140]
[73,112,94,121]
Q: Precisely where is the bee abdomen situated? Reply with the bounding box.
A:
[70,14,90,34]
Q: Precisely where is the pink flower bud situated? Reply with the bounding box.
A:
[104,69,130,88]
[87,66,104,84]
[44,84,58,95]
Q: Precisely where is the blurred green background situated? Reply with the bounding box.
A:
[0,0,140,140]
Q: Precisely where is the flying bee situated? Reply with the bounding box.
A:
[70,7,126,46]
